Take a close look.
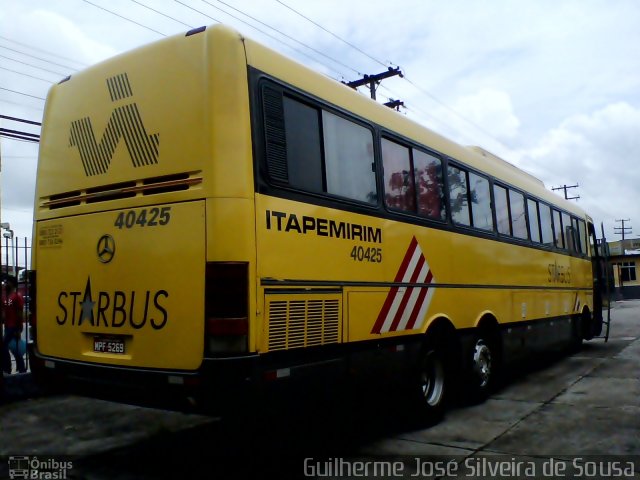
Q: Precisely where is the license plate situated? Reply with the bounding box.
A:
[93,337,125,354]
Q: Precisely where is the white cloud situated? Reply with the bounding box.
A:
[453,88,520,140]
[517,102,640,235]
[1,0,640,244]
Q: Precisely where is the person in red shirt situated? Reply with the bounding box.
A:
[2,277,26,374]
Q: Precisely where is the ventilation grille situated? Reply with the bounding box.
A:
[266,294,341,352]
[262,86,288,184]
[41,172,202,209]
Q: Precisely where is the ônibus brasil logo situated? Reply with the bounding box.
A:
[68,72,159,176]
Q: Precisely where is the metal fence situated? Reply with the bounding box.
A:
[1,237,32,376]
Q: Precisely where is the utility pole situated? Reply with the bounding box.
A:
[383,99,404,111]
[343,67,403,101]
[552,183,580,200]
[614,219,632,241]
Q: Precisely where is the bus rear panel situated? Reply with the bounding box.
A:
[33,25,256,410]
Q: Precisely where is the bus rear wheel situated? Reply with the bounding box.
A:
[466,333,499,403]
[409,345,447,425]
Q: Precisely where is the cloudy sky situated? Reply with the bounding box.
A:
[1,0,639,246]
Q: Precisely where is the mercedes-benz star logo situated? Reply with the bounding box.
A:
[97,234,116,263]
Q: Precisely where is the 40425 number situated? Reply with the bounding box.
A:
[114,207,171,229]
[350,246,382,263]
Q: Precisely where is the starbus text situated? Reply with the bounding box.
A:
[56,279,169,330]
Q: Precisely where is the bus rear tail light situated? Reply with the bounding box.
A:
[204,262,248,355]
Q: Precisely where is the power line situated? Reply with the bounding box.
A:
[0,115,42,126]
[402,75,508,149]
[173,0,222,24]
[273,0,511,151]
[0,45,80,72]
[0,128,40,143]
[0,128,39,139]
[212,0,361,76]
[0,87,46,101]
[0,66,56,83]
[129,0,193,28]
[82,0,167,36]
[274,0,387,69]
[0,98,44,111]
[197,0,350,78]
[174,0,346,79]
[0,53,69,77]
[0,35,88,68]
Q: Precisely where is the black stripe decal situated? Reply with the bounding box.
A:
[106,73,133,101]
[71,72,158,176]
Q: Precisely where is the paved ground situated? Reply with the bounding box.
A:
[0,301,638,479]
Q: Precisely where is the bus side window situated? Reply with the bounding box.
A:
[570,217,581,253]
[447,165,471,226]
[578,219,588,255]
[552,209,564,249]
[494,185,510,235]
[527,199,541,243]
[562,212,573,251]
[413,149,445,221]
[283,96,323,193]
[509,190,528,240]
[322,111,377,204]
[382,138,415,212]
[469,172,493,231]
[539,203,554,246]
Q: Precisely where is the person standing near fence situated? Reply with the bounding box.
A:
[1,276,26,374]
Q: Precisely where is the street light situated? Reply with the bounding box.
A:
[2,224,15,278]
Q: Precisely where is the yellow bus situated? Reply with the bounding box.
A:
[31,24,604,420]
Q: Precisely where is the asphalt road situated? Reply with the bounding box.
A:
[1,301,638,479]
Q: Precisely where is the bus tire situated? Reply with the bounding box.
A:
[466,330,500,403]
[581,309,594,341]
[570,313,584,352]
[409,341,447,425]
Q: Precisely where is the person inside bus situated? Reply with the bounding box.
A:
[1,276,26,374]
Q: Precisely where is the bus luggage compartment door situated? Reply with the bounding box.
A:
[35,201,206,370]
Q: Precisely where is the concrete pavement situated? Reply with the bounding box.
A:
[0,300,638,479]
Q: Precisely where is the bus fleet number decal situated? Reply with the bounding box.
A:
[114,207,171,229]
[350,246,382,263]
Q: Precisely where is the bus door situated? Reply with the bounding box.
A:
[587,221,605,339]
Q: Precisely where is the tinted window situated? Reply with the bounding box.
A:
[509,190,527,239]
[539,203,554,246]
[562,212,573,251]
[571,218,581,253]
[527,199,541,243]
[469,172,493,231]
[553,210,564,248]
[494,185,510,235]
[578,219,587,255]
[414,150,445,220]
[322,111,376,204]
[283,97,323,192]
[382,138,415,212]
[448,165,470,226]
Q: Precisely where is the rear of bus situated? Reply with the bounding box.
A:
[31,25,256,410]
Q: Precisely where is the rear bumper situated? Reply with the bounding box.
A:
[30,346,260,413]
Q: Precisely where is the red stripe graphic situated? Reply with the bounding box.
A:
[388,255,426,332]
[371,237,436,334]
[370,237,419,334]
[405,270,433,330]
